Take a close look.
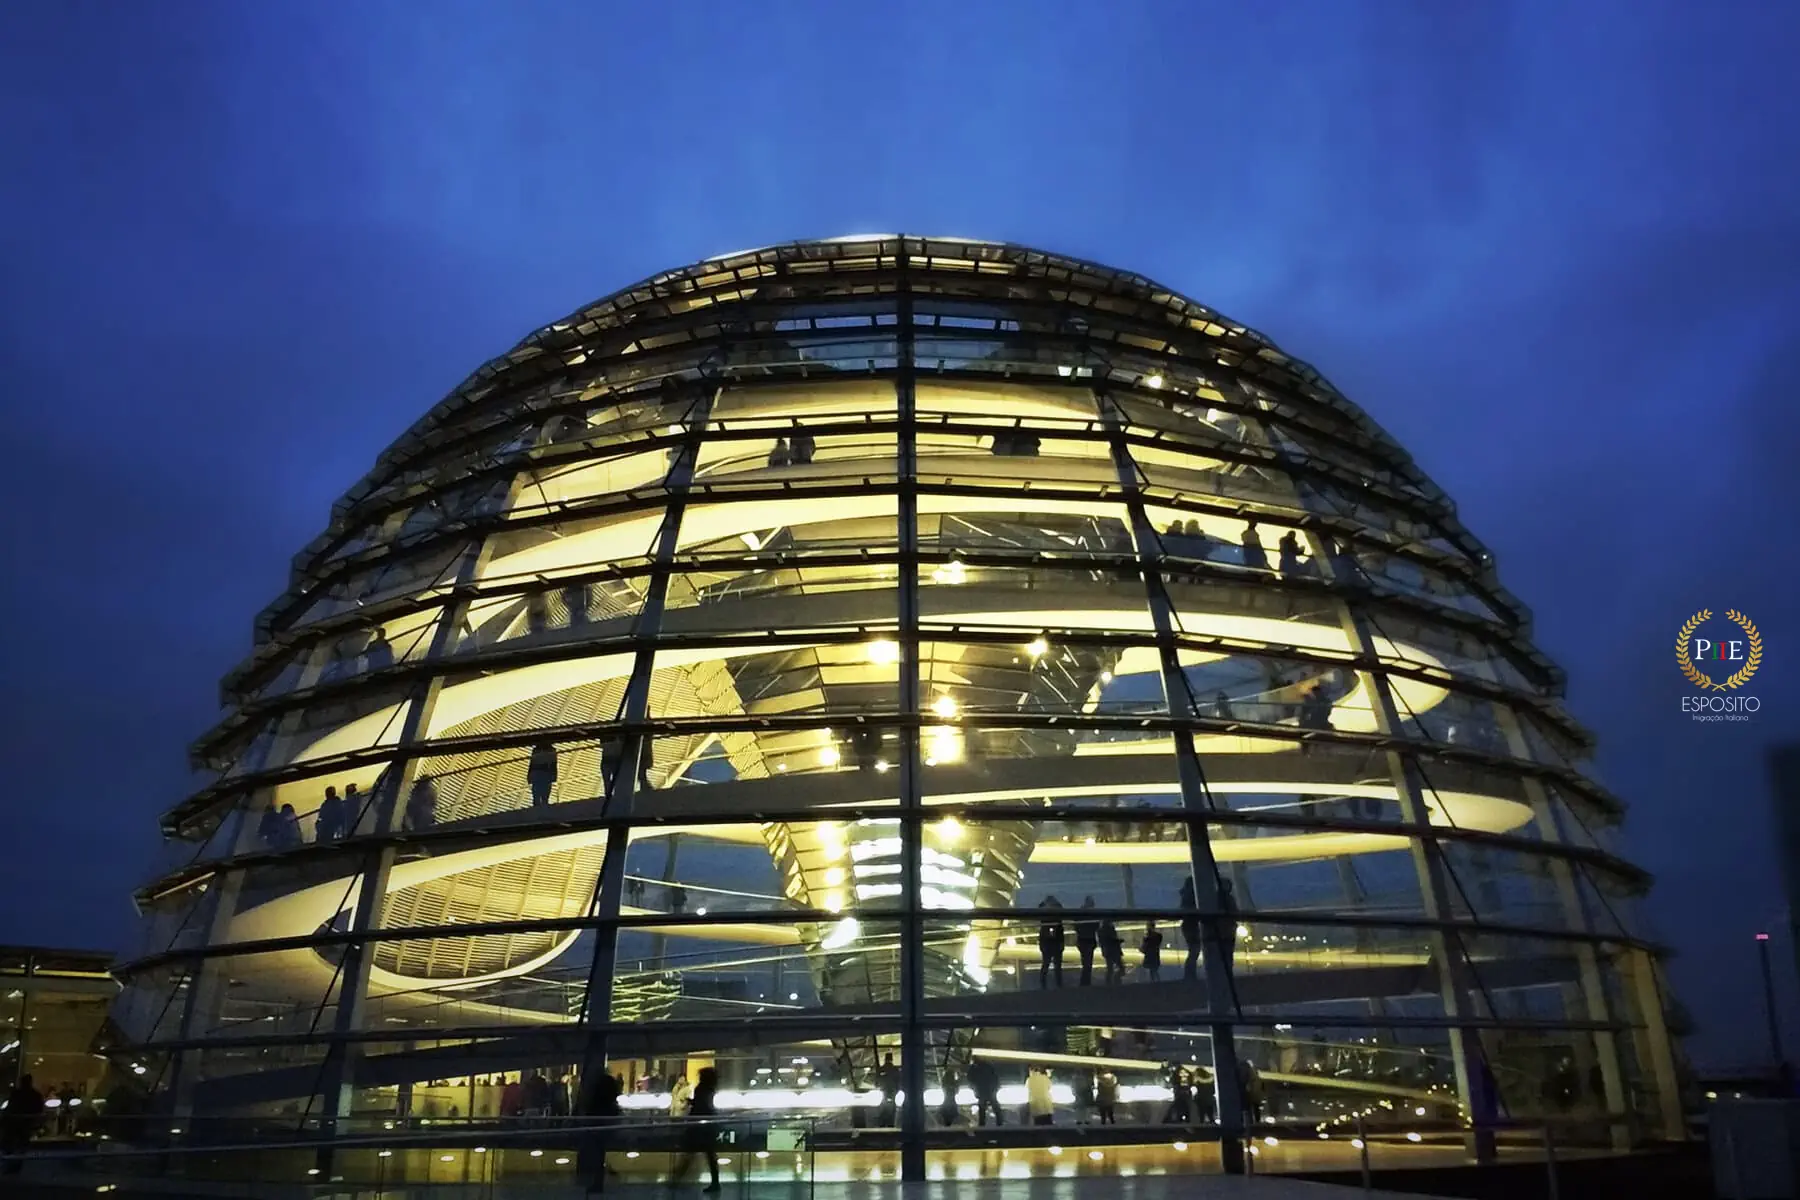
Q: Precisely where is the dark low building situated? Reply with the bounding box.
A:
[2,945,116,1111]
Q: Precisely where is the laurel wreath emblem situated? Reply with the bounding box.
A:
[1675,607,1763,691]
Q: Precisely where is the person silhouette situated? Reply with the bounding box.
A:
[1037,896,1066,988]
[1179,877,1201,981]
[1240,519,1268,571]
[1141,920,1164,981]
[1074,897,1100,986]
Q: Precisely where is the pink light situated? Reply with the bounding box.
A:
[1757,933,1771,941]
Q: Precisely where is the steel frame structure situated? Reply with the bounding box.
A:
[112,236,1684,1180]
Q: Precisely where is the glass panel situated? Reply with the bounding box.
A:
[648,637,901,721]
[108,963,196,1047]
[1114,392,1253,447]
[481,509,665,590]
[150,947,342,1048]
[425,655,633,747]
[917,498,1137,560]
[692,431,897,487]
[453,573,651,655]
[919,561,1147,635]
[1146,502,1315,579]
[712,378,899,422]
[619,822,797,916]
[126,875,221,960]
[372,842,608,998]
[663,560,899,636]
[612,920,903,1022]
[632,727,877,805]
[507,444,670,517]
[917,636,1141,717]
[290,540,470,628]
[360,931,596,1034]
[916,433,1120,491]
[1361,609,1545,696]
[679,495,898,558]
[914,1009,1236,1135]
[915,380,1098,424]
[1436,839,1576,929]
[252,604,449,701]
[921,729,1185,811]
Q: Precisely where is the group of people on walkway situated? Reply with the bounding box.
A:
[930,1058,1267,1130]
[1161,518,1329,578]
[1033,879,1226,987]
[257,772,449,849]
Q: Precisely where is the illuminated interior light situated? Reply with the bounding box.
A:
[867,639,900,665]
[1026,637,1049,659]
[1099,670,1112,683]
[1406,1132,1423,1143]
[921,865,979,888]
[850,837,903,860]
[823,866,845,886]
[821,916,861,949]
[1057,365,1074,377]
[931,694,959,719]
[1173,1141,1188,1151]
[818,743,841,767]
[928,725,962,763]
[961,932,991,985]
[920,885,975,909]
[1145,374,1165,389]
[936,815,963,843]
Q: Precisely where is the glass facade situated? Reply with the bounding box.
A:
[1,946,117,1134]
[113,236,1683,1177]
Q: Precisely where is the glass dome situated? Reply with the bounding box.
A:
[111,236,1684,1180]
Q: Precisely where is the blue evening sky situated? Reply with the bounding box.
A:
[1,0,1796,1070]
